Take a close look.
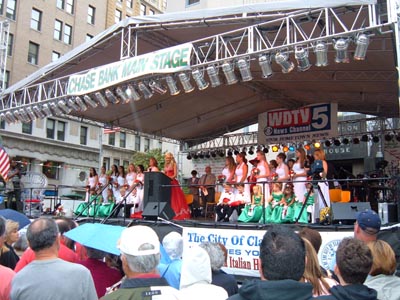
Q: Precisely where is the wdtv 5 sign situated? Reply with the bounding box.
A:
[258,103,338,144]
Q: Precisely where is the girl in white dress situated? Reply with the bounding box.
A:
[254,150,271,198]
[292,148,309,202]
[98,166,109,203]
[235,152,249,194]
[276,153,290,190]
[135,164,145,211]
[313,149,330,217]
[85,167,99,202]
[109,164,119,198]
[126,163,137,204]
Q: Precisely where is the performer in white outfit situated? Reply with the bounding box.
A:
[85,167,99,202]
[313,148,331,217]
[98,166,109,203]
[275,153,290,190]
[235,152,249,194]
[292,148,309,202]
[254,150,271,198]
[126,163,137,205]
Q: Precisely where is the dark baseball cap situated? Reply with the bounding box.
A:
[356,209,381,234]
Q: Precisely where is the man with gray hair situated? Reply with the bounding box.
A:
[101,225,182,300]
[10,218,97,300]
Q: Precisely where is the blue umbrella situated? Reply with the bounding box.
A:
[64,223,125,255]
[0,209,31,229]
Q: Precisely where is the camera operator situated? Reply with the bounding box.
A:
[311,149,331,222]
[6,160,22,211]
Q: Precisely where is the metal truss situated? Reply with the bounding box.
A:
[0,21,9,93]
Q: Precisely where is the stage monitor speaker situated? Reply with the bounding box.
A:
[331,202,371,224]
[142,202,175,221]
[143,172,171,207]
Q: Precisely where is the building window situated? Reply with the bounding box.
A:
[140,4,146,15]
[46,119,55,139]
[31,8,42,31]
[66,0,74,14]
[119,132,126,148]
[144,138,150,152]
[134,136,140,151]
[63,24,72,44]
[54,20,62,40]
[6,33,13,56]
[42,161,61,180]
[80,126,87,145]
[52,51,60,62]
[187,0,200,5]
[108,132,115,145]
[103,157,110,171]
[126,0,133,8]
[28,41,39,65]
[4,70,10,89]
[87,5,95,24]
[22,122,32,134]
[57,121,65,141]
[115,9,122,23]
[123,160,129,169]
[149,9,155,15]
[113,159,120,167]
[56,0,64,10]
[85,34,93,42]
[6,0,16,20]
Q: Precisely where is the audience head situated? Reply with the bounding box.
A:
[118,225,160,275]
[180,246,212,289]
[367,240,396,276]
[260,225,305,281]
[354,209,381,241]
[0,216,6,247]
[335,237,372,284]
[199,242,225,272]
[5,219,19,244]
[26,218,59,252]
[162,231,183,260]
[85,246,106,260]
[55,217,76,250]
[299,227,323,253]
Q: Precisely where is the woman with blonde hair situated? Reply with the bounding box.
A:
[301,238,338,296]
[365,240,400,300]
[164,152,191,220]
[313,148,331,217]
[0,220,20,269]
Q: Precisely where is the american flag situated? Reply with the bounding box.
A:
[103,126,121,134]
[0,147,10,181]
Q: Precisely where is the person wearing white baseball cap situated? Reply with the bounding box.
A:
[101,225,183,300]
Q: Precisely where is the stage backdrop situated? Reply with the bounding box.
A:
[258,103,338,145]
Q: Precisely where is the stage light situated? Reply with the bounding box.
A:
[384,133,394,141]
[192,69,209,90]
[125,85,141,101]
[372,136,380,143]
[361,134,369,142]
[263,146,269,153]
[199,152,205,159]
[233,148,240,155]
[248,146,254,155]
[324,140,331,147]
[354,34,369,61]
[288,145,295,152]
[57,100,72,114]
[5,111,17,123]
[32,105,45,119]
[272,145,279,152]
[116,87,130,103]
[222,62,238,85]
[237,58,253,81]
[138,82,153,99]
[178,73,195,93]
[227,149,233,156]
[304,144,311,150]
[18,108,30,123]
[206,65,222,88]
[342,137,350,145]
[295,47,311,71]
[242,147,247,154]
[12,110,21,122]
[313,141,321,148]
[67,98,81,111]
[105,89,120,104]
[25,107,37,121]
[75,97,88,111]
[83,95,98,108]
[314,41,328,67]
[352,137,360,144]
[165,76,181,95]
[205,151,211,159]
[211,151,217,158]
[275,51,294,73]
[50,102,63,116]
[333,38,350,63]
[333,139,341,146]
[218,150,225,157]
[94,92,109,107]
[258,55,273,78]
[193,153,199,159]
[283,145,289,152]
[396,133,400,142]
[187,153,192,160]
[149,80,167,95]
[41,103,53,117]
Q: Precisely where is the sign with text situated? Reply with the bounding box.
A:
[258,103,338,144]
[67,43,193,95]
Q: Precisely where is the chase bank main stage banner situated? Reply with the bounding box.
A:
[258,103,338,145]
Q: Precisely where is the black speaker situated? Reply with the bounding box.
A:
[142,202,175,221]
[331,202,371,223]
[143,172,171,208]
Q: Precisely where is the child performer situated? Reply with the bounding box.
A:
[215,184,234,222]
[293,182,315,223]
[238,184,263,223]
[281,184,296,223]
[261,182,283,224]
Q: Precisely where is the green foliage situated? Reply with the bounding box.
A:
[131,148,165,170]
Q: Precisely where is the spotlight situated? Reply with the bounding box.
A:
[352,137,360,144]
[199,152,205,159]
[192,69,209,90]
[13,110,21,122]
[313,141,321,148]
[206,65,222,88]
[149,80,167,95]
[263,146,269,153]
[5,111,17,123]
[272,145,279,152]
[324,140,331,147]
[354,34,369,61]
[105,89,120,104]
[248,146,254,155]
[342,138,349,145]
[83,95,98,108]
[165,76,181,95]
[396,133,400,142]
[282,145,289,152]
[233,148,240,155]
[384,133,393,141]
[237,58,253,81]
[222,62,238,85]
[41,103,53,117]
[32,105,45,119]
[57,100,72,114]
[67,98,81,111]
[288,145,295,152]
[205,151,211,159]
[178,73,195,93]
[361,134,369,142]
[295,47,311,71]
[314,41,328,67]
[372,136,380,143]
[75,97,88,111]
[218,150,225,157]
[95,92,109,107]
[193,153,199,159]
[333,38,350,63]
[304,144,311,151]
[211,151,217,158]
[138,82,153,99]
[333,139,341,146]
[242,147,247,154]
[25,107,37,121]
[186,153,192,160]
[258,55,273,78]
[125,85,141,101]
[227,149,233,156]
[116,87,130,103]
[275,51,295,73]
[18,108,30,123]
[50,102,63,116]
